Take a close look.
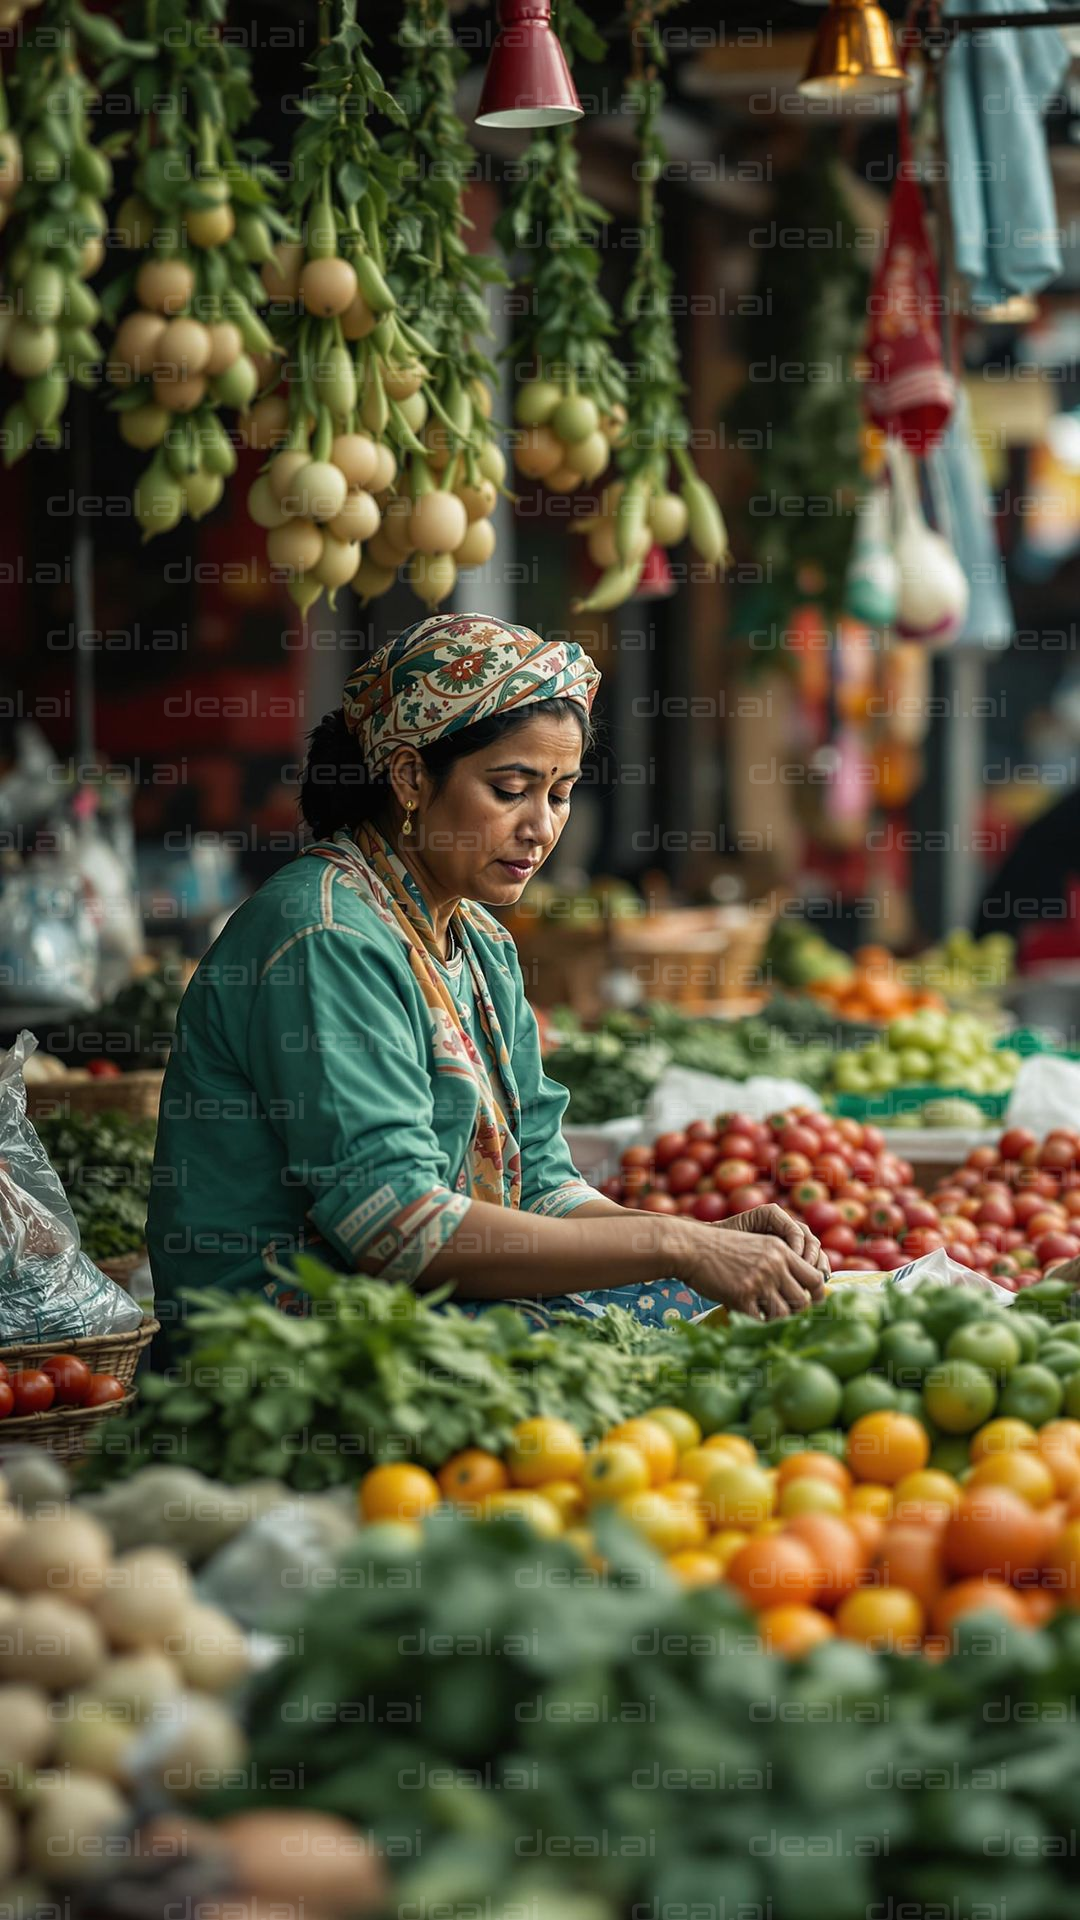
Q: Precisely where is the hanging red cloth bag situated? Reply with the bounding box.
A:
[862,91,955,453]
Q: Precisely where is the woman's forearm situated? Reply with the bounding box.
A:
[417,1199,691,1299]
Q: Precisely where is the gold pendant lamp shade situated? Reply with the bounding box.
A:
[798,0,910,101]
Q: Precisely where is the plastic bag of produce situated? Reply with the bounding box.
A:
[644,1067,822,1136]
[0,1030,142,1341]
[831,1245,1014,1303]
[1003,1055,1080,1137]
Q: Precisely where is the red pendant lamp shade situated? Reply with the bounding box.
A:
[475,0,583,128]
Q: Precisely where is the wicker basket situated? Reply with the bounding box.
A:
[0,1393,135,1463]
[26,1070,164,1124]
[610,904,775,1009]
[0,1315,159,1390]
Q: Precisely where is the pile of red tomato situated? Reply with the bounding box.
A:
[600,1109,1080,1290]
[0,1353,126,1420]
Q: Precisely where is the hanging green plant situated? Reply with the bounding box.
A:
[0,0,150,466]
[252,0,472,613]
[98,0,286,539]
[571,0,728,611]
[377,0,509,609]
[493,1,626,505]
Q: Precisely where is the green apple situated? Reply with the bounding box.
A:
[897,1048,935,1081]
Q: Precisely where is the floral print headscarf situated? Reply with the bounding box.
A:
[342,612,601,777]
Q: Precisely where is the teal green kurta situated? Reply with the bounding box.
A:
[146,844,602,1313]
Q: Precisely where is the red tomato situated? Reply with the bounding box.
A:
[791,1180,828,1208]
[1036,1231,1080,1267]
[649,1173,670,1192]
[938,1215,978,1244]
[976,1225,1006,1252]
[835,1119,865,1147]
[967,1241,999,1269]
[666,1157,704,1196]
[966,1146,999,1171]
[902,1198,940,1230]
[1064,1191,1080,1218]
[85,1374,126,1407]
[0,1382,12,1419]
[802,1200,840,1237]
[999,1128,1036,1161]
[754,1142,782,1176]
[686,1142,720,1174]
[976,1197,1015,1230]
[86,1059,123,1079]
[714,1157,759,1193]
[862,1125,886,1155]
[778,1124,820,1158]
[989,1255,1019,1280]
[640,1191,679,1214]
[901,1228,946,1259]
[1026,1208,1068,1238]
[868,1201,905,1236]
[838,1180,870,1204]
[716,1132,756,1162]
[11,1371,55,1415]
[653,1131,688,1169]
[836,1198,867,1229]
[849,1150,879,1183]
[776,1152,813,1186]
[822,1223,857,1256]
[692,1192,728,1223]
[621,1146,654,1170]
[1013,1247,1038,1270]
[813,1154,850,1191]
[864,1236,904,1268]
[675,1194,700,1214]
[1040,1138,1076,1171]
[685,1120,718,1144]
[726,1184,769,1212]
[40,1354,93,1406]
[1013,1192,1047,1224]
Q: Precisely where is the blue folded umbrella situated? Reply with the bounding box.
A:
[942,0,1071,308]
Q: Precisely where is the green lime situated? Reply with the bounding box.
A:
[820,1288,882,1326]
[922,1360,998,1434]
[921,1289,988,1346]
[1005,1312,1044,1361]
[945,1319,1022,1378]
[929,1434,972,1478]
[811,1320,879,1380]
[749,1404,786,1451]
[1064,1373,1080,1420]
[893,1388,924,1419]
[771,1361,843,1434]
[840,1373,900,1426]
[1034,1341,1080,1380]
[998,1363,1064,1427]
[877,1321,939,1386]
[1050,1322,1080,1349]
[679,1377,745,1435]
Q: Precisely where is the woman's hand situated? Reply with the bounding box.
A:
[721,1203,831,1281]
[678,1219,828,1320]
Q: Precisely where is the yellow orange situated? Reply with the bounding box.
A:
[892,1470,962,1517]
[359,1463,440,1524]
[847,1482,894,1519]
[701,1461,775,1529]
[666,1549,723,1588]
[437,1449,509,1503]
[617,1488,706,1555]
[836,1586,924,1651]
[776,1451,852,1495]
[704,1528,750,1571]
[644,1406,702,1453]
[606,1417,678,1485]
[758,1604,835,1657]
[581,1442,650,1503]
[506,1417,585,1488]
[777,1477,847,1519]
[479,1490,563,1536]
[969,1418,1038,1464]
[540,1479,586,1525]
[701,1433,758,1463]
[846,1412,929,1485]
[967,1452,1057,1509]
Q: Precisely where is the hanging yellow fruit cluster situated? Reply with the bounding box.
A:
[252,0,504,615]
[0,3,135,463]
[511,380,626,494]
[99,0,283,536]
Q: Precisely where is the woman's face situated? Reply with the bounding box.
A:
[412,710,585,906]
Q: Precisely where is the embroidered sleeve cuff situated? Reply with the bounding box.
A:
[313,1182,472,1286]
[525,1182,608,1219]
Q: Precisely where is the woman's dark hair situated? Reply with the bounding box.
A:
[299,696,595,841]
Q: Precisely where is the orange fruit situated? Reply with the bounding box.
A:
[777,1477,847,1519]
[359,1463,440,1523]
[967,1452,1057,1509]
[892,1470,962,1521]
[667,1548,722,1588]
[1040,1418,1080,1453]
[725,1533,820,1611]
[643,1406,701,1453]
[704,1528,751,1571]
[479,1490,563,1536]
[701,1433,758,1464]
[836,1587,924,1651]
[943,1487,1050,1584]
[846,1510,886,1557]
[1043,1519,1080,1604]
[606,1418,678,1485]
[1020,1588,1058,1628]
[701,1461,775,1529]
[758,1604,835,1657]
[970,1417,1038,1464]
[847,1483,894,1519]
[931,1578,1029,1635]
[617,1489,706,1555]
[582,1442,650,1503]
[1036,1431,1080,1497]
[783,1514,866,1609]
[776,1451,852,1495]
[871,1524,946,1614]
[540,1479,586,1525]
[846,1412,930,1485]
[665,1478,707,1509]
[680,1447,732,1490]
[437,1449,509,1503]
[506,1417,585,1487]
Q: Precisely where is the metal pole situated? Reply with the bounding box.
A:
[71,387,95,772]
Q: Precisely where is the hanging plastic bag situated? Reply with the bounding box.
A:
[0,1032,142,1342]
[863,92,955,453]
[888,442,969,646]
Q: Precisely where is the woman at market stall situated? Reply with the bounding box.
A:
[147,613,827,1334]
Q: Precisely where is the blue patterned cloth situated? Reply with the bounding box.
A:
[263,1271,712,1331]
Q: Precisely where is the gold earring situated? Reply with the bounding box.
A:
[402,801,416,838]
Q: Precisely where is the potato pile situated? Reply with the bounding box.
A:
[512,378,626,494]
[0,1476,251,1890]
